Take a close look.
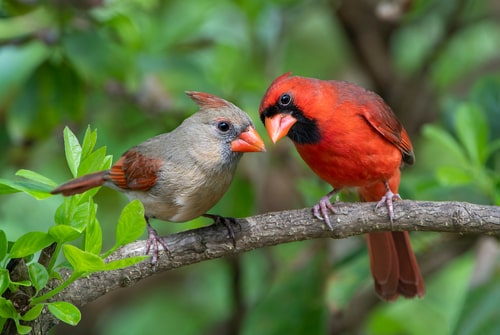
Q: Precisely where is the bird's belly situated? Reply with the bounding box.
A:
[123,191,184,222]
[125,173,232,223]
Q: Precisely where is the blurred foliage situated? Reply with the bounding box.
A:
[0,0,499,334]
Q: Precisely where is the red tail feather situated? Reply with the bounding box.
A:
[360,175,425,300]
[367,231,424,300]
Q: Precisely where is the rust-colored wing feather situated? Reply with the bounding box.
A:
[360,97,414,165]
[109,150,162,191]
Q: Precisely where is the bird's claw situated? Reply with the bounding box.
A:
[375,190,402,226]
[144,223,169,269]
[204,214,239,247]
[313,196,336,230]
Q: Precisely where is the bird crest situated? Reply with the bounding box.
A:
[185,91,233,110]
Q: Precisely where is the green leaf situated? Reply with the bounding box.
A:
[48,225,81,243]
[436,166,474,186]
[77,146,108,176]
[54,197,74,225]
[54,197,93,229]
[20,304,44,321]
[28,263,49,293]
[72,201,94,231]
[47,301,81,326]
[81,126,97,161]
[103,155,113,170]
[115,200,146,247]
[454,103,488,164]
[0,269,10,295]
[64,127,82,178]
[10,232,55,258]
[0,179,21,195]
[15,320,32,334]
[10,280,31,287]
[0,230,7,262]
[0,178,53,199]
[104,256,148,271]
[0,297,15,318]
[63,244,105,273]
[67,201,93,232]
[423,124,468,165]
[15,169,58,187]
[85,203,102,255]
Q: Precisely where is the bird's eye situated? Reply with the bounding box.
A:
[217,121,231,132]
[278,93,292,107]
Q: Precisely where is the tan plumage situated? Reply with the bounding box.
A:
[52,91,266,264]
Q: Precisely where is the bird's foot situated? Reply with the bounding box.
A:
[313,194,337,230]
[375,189,402,227]
[144,223,169,269]
[204,214,239,247]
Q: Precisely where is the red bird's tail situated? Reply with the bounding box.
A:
[366,231,424,300]
[359,173,425,301]
[51,171,107,196]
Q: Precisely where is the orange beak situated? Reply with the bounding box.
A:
[231,126,266,152]
[264,114,298,143]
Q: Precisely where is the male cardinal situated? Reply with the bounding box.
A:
[52,91,266,264]
[259,73,424,301]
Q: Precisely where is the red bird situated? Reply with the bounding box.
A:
[259,73,424,300]
[52,92,266,265]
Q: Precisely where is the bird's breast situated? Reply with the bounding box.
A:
[125,163,235,223]
[295,123,402,189]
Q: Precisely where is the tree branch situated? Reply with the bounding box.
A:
[32,200,499,333]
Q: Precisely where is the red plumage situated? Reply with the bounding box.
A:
[259,73,424,300]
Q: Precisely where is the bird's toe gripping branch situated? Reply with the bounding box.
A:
[313,198,336,230]
[203,214,239,247]
[144,219,170,268]
[313,189,340,230]
[375,186,402,226]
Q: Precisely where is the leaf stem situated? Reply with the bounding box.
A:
[47,243,62,272]
[31,272,82,304]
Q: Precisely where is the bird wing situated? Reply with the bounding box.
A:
[360,98,414,165]
[108,150,162,191]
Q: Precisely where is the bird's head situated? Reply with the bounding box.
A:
[259,73,321,145]
[185,91,266,166]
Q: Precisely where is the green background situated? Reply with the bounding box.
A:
[1,0,499,334]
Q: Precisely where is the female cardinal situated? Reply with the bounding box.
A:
[259,73,424,301]
[52,91,266,264]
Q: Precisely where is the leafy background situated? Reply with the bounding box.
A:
[0,0,499,334]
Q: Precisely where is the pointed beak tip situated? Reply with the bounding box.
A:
[231,127,266,153]
[269,133,280,145]
[264,114,297,144]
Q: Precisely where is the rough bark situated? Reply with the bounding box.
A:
[24,200,500,333]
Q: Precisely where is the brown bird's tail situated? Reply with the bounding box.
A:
[51,171,107,196]
[359,172,425,301]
